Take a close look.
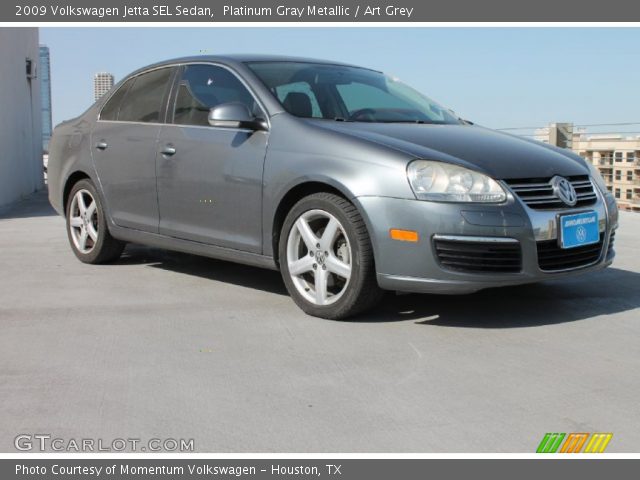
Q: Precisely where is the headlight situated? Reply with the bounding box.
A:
[586,162,608,194]
[407,160,506,203]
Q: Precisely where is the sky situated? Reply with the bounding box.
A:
[41,27,640,132]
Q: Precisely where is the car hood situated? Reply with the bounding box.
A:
[307,121,588,179]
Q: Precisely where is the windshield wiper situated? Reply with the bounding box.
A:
[378,119,430,124]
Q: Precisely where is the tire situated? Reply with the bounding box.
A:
[279,192,383,319]
[66,179,125,264]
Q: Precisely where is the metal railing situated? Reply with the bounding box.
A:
[616,178,635,185]
[597,158,614,165]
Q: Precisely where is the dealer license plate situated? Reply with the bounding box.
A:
[559,211,599,249]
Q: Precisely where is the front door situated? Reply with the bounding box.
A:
[156,64,268,253]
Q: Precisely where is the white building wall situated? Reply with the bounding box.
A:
[0,28,44,208]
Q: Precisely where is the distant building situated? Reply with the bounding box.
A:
[573,134,640,212]
[94,72,114,101]
[39,45,52,153]
[0,28,44,207]
[534,123,574,149]
[535,123,640,212]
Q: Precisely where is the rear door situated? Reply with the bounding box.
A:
[156,64,268,253]
[91,67,175,232]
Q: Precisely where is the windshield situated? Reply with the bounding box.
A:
[245,61,461,124]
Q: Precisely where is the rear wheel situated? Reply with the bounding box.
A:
[279,193,383,319]
[66,179,125,264]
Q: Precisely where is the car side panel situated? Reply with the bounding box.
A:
[47,110,100,216]
[261,114,415,258]
[156,124,267,253]
[90,121,162,232]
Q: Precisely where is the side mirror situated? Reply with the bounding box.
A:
[208,103,267,131]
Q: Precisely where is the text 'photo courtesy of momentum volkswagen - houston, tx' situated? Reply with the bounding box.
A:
[46,55,619,319]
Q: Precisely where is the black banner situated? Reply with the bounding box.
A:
[4,0,640,22]
[3,459,639,479]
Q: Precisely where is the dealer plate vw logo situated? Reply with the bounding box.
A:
[550,176,578,207]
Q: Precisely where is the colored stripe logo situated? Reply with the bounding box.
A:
[537,433,612,453]
[584,433,613,453]
[537,433,565,453]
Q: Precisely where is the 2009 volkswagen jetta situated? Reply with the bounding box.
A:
[48,55,618,319]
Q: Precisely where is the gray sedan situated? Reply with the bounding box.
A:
[47,55,618,319]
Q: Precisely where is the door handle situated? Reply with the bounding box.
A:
[95,141,108,150]
[161,145,176,156]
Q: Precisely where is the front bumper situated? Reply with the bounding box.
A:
[356,184,618,294]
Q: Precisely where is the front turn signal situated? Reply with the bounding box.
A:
[389,229,419,242]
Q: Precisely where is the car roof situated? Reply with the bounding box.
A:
[128,54,378,76]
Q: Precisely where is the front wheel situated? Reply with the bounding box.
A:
[66,179,125,264]
[279,193,383,319]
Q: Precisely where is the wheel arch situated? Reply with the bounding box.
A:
[270,179,371,268]
[62,171,94,217]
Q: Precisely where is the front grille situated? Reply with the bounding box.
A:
[537,237,604,271]
[434,238,522,273]
[505,175,597,209]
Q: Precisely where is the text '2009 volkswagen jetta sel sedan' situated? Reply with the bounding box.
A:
[47,55,619,319]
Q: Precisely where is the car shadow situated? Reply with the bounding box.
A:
[0,188,56,220]
[117,244,640,329]
[356,267,640,328]
[118,244,288,296]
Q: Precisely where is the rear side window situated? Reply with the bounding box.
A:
[172,65,258,127]
[117,67,174,123]
[100,78,133,121]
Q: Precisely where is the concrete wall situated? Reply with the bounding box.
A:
[0,28,44,208]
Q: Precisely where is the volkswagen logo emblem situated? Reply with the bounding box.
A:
[550,176,577,207]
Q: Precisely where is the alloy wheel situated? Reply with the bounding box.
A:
[68,189,99,254]
[286,209,352,306]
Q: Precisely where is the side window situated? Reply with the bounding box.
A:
[100,78,134,121]
[118,67,174,123]
[172,65,258,127]
[274,82,322,118]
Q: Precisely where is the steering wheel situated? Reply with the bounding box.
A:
[348,108,377,122]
